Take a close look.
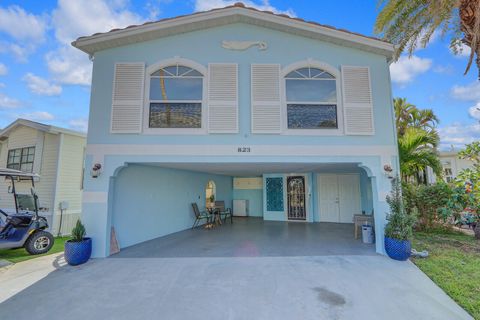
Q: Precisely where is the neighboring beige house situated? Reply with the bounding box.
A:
[427,150,475,184]
[0,119,86,235]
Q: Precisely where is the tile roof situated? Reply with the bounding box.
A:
[75,2,389,45]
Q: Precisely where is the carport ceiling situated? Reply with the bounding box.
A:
[140,162,362,177]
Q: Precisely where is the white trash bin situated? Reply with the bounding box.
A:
[362,224,374,244]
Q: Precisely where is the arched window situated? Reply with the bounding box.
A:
[206,180,216,207]
[148,65,204,129]
[285,67,338,130]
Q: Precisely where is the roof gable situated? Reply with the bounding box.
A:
[0,119,86,140]
[72,3,394,59]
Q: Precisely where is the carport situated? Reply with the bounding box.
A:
[108,162,376,256]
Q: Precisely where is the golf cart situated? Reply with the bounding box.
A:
[0,168,54,254]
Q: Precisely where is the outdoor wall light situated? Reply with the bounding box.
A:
[91,163,102,178]
[383,164,394,179]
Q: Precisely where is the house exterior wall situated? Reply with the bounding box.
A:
[427,152,474,183]
[52,134,86,235]
[82,22,398,257]
[0,126,57,214]
[111,164,233,249]
[0,125,85,235]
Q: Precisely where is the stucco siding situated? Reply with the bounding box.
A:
[111,164,233,249]
[81,22,397,257]
[87,23,396,147]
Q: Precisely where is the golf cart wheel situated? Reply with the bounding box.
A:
[25,231,54,255]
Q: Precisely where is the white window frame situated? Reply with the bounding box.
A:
[143,57,208,135]
[280,59,344,135]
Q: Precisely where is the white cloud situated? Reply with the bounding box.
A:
[0,83,5,88]
[0,5,47,42]
[0,5,47,62]
[68,118,88,132]
[390,55,432,85]
[439,122,480,150]
[0,93,22,108]
[468,102,480,120]
[0,40,36,63]
[23,73,62,96]
[451,82,480,101]
[46,47,92,86]
[0,63,6,75]
[194,0,295,16]
[18,111,55,121]
[52,0,142,45]
[451,43,472,58]
[48,0,145,85]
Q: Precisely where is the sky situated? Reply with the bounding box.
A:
[0,0,479,150]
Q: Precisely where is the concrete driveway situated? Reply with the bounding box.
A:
[0,258,472,319]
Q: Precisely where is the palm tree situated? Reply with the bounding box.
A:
[398,127,443,183]
[375,0,480,78]
[394,98,439,136]
[393,98,441,182]
[394,98,416,136]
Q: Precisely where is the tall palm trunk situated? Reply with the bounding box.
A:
[459,0,480,77]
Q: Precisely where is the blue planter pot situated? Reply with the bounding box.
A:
[65,238,92,266]
[385,237,411,261]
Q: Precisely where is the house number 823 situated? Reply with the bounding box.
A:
[237,147,251,153]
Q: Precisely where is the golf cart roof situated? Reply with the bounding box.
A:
[0,168,39,178]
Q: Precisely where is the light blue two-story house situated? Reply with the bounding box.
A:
[73,3,397,258]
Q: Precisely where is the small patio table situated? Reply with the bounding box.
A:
[353,214,374,239]
[206,206,222,226]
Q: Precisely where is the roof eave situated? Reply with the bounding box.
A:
[72,7,394,59]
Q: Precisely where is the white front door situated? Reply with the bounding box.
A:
[318,174,340,222]
[338,174,361,223]
[318,174,361,223]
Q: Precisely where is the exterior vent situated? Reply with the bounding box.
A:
[208,63,238,133]
[251,64,281,133]
[341,66,374,135]
[111,63,145,133]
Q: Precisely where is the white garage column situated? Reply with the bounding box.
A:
[360,161,393,255]
[81,155,123,258]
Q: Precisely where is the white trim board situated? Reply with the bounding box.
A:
[86,144,397,163]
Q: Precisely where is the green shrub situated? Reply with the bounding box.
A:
[402,182,453,230]
[385,178,417,240]
[71,220,86,242]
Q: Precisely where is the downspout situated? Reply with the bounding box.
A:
[386,58,400,174]
[52,133,64,234]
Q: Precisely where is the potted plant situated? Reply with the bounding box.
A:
[384,178,417,261]
[64,220,92,266]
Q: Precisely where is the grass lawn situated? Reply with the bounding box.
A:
[411,229,480,319]
[0,236,70,264]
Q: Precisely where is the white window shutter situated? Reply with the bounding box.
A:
[111,63,145,133]
[251,64,281,133]
[341,66,374,135]
[208,63,238,133]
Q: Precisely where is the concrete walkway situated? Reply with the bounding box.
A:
[0,253,472,320]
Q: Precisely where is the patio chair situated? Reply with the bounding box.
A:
[215,201,233,224]
[191,203,211,229]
